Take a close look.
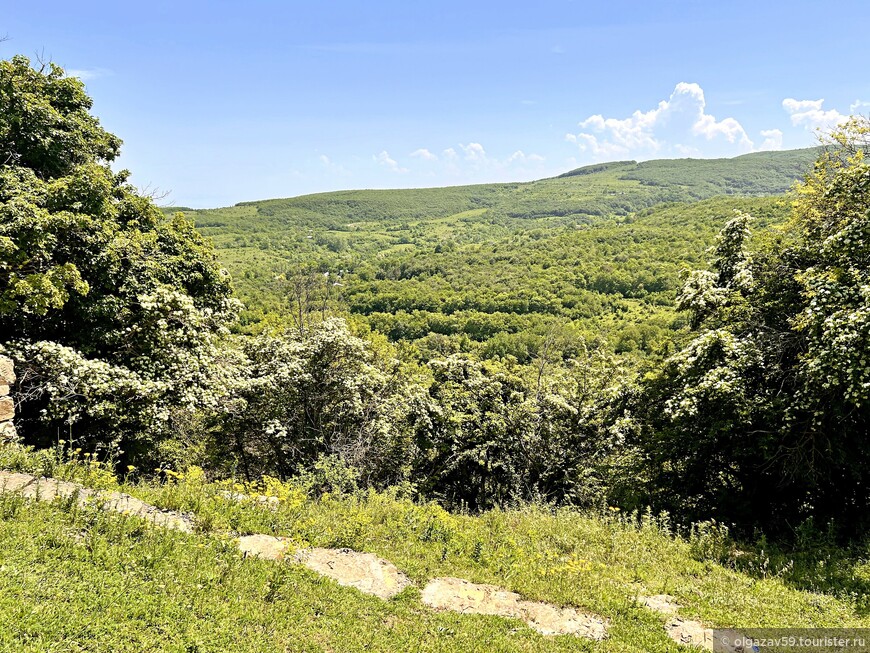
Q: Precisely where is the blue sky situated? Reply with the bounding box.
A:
[3,0,869,207]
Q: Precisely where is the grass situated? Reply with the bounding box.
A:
[2,446,870,652]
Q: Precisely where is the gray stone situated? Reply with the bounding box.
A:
[0,357,14,385]
[0,397,13,422]
[237,534,293,560]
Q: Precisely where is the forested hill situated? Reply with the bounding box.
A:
[174,147,817,356]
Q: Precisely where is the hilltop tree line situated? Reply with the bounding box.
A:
[2,56,869,537]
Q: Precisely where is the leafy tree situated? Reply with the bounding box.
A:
[629,119,870,534]
[0,56,236,459]
[219,318,418,485]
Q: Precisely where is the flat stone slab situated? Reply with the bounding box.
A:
[664,616,714,649]
[0,471,193,533]
[237,533,293,560]
[296,547,413,599]
[641,593,748,651]
[236,538,412,599]
[421,577,608,639]
[640,594,681,616]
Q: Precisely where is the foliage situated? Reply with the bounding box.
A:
[413,349,628,510]
[216,318,419,486]
[628,118,870,535]
[0,56,236,459]
[180,153,804,355]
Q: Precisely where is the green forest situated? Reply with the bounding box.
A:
[3,55,870,651]
[3,54,869,530]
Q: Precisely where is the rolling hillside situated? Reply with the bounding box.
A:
[173,148,815,357]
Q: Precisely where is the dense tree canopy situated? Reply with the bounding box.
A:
[0,56,236,456]
[628,118,870,534]
[3,54,869,539]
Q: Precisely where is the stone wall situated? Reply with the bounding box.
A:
[0,356,16,443]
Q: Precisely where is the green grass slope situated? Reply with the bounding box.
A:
[1,446,868,652]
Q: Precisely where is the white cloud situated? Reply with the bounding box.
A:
[318,154,331,166]
[410,148,438,161]
[782,98,848,131]
[568,82,755,160]
[850,99,870,114]
[374,150,408,173]
[507,150,545,164]
[460,142,487,161]
[442,147,458,160]
[66,67,111,81]
[759,128,783,151]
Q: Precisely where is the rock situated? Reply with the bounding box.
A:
[665,617,714,650]
[421,577,608,639]
[0,397,14,422]
[0,421,17,442]
[0,357,14,385]
[100,492,194,532]
[237,534,293,560]
[0,471,38,492]
[0,471,194,533]
[296,547,413,599]
[0,383,8,396]
[640,594,681,616]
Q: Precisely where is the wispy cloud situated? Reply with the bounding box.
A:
[374,150,408,173]
[66,67,112,81]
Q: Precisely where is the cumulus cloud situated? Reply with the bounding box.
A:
[460,142,487,161]
[782,98,848,131]
[374,150,408,173]
[410,148,438,161]
[568,82,755,160]
[759,129,783,151]
[318,154,331,166]
[507,150,545,164]
[850,99,870,114]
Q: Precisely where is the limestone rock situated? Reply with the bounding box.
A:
[296,547,413,599]
[0,471,194,533]
[421,577,608,639]
[664,617,714,650]
[640,594,680,616]
[0,357,14,385]
[0,397,14,422]
[0,421,17,442]
[237,534,293,560]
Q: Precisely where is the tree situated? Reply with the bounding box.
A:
[628,118,870,535]
[0,56,237,460]
[218,318,419,485]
